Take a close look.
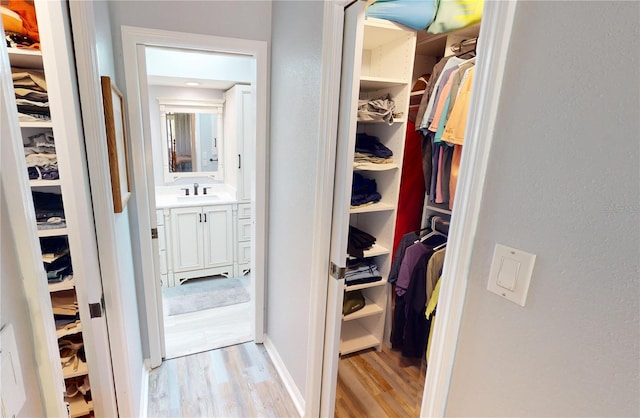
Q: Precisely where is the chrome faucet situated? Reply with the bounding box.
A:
[193,182,199,196]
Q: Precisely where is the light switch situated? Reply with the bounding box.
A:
[487,244,536,306]
[496,257,520,290]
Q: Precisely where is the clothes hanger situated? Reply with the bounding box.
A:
[417,216,449,243]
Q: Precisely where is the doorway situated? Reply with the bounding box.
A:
[121,26,268,367]
[317,1,518,416]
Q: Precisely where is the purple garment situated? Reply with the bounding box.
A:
[395,235,446,296]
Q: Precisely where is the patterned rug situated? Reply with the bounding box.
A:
[162,276,250,316]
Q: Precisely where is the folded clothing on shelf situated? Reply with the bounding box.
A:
[351,172,381,207]
[355,133,393,158]
[345,258,383,286]
[24,132,57,181]
[32,191,66,229]
[347,225,376,259]
[12,68,49,121]
[41,237,73,282]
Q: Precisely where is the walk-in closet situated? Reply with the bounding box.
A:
[329,1,482,416]
[2,1,117,416]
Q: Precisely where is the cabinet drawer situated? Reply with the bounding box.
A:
[238,203,251,219]
[156,209,164,226]
[157,225,166,252]
[159,249,167,275]
[237,218,252,242]
[238,241,251,264]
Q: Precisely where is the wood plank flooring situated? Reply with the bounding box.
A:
[164,302,252,359]
[335,345,426,418]
[148,342,299,417]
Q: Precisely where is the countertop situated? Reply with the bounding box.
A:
[155,192,238,209]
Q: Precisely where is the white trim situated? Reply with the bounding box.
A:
[139,364,150,418]
[263,337,304,417]
[66,1,131,416]
[306,2,347,417]
[0,22,66,418]
[420,1,518,416]
[121,26,268,364]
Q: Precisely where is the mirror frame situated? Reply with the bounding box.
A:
[158,98,225,182]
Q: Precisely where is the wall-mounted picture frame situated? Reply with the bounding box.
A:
[101,75,131,213]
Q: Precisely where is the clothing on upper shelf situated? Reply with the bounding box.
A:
[358,94,396,124]
[351,172,382,208]
[2,0,41,48]
[347,225,376,259]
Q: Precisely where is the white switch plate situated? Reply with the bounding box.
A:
[487,244,536,306]
[1,324,26,417]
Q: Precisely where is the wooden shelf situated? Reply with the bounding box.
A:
[363,243,389,258]
[37,227,68,237]
[357,117,406,124]
[353,162,399,172]
[340,321,381,356]
[7,47,43,69]
[30,179,62,187]
[360,76,408,91]
[425,203,452,215]
[350,201,395,214]
[62,358,88,379]
[345,278,387,292]
[49,276,75,293]
[343,296,384,321]
[57,321,82,339]
[20,121,53,129]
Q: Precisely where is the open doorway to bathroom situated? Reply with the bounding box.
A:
[143,46,256,360]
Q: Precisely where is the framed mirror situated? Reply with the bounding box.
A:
[158,98,225,182]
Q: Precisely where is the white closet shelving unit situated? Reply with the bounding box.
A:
[7,45,94,418]
[340,17,416,356]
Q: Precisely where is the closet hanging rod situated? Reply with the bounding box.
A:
[450,37,478,53]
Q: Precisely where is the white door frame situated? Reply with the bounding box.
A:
[121,26,268,367]
[313,0,519,416]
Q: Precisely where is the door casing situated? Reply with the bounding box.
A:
[121,26,269,367]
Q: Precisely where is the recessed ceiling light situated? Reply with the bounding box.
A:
[185,81,200,86]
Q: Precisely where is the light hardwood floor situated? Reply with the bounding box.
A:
[148,342,299,417]
[335,345,426,417]
[164,302,252,359]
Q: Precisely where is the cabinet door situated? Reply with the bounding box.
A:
[202,205,233,268]
[170,207,204,272]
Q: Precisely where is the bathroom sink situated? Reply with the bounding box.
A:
[177,194,220,201]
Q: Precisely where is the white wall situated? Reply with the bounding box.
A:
[268,0,325,397]
[446,1,640,416]
[105,0,272,360]
[1,193,45,418]
[147,85,224,187]
[91,2,144,416]
[108,0,272,93]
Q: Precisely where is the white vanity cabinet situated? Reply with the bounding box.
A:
[169,204,234,284]
[236,203,252,275]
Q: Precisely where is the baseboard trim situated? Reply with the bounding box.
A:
[263,335,305,417]
[140,362,150,418]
